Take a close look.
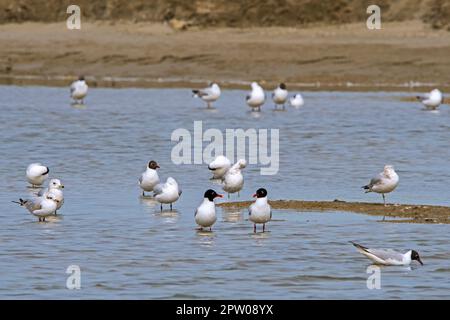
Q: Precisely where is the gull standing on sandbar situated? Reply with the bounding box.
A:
[153,177,182,211]
[195,189,223,231]
[246,82,265,112]
[139,160,160,196]
[272,83,288,110]
[26,163,49,187]
[70,75,88,104]
[249,188,272,233]
[192,83,221,108]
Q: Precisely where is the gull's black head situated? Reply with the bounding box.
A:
[253,188,268,198]
[411,250,423,265]
[204,189,223,201]
[78,75,85,81]
[148,160,160,169]
[279,83,286,90]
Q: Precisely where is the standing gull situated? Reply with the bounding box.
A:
[26,163,49,187]
[139,160,160,196]
[350,241,423,266]
[249,188,272,233]
[416,89,443,110]
[272,83,288,110]
[12,193,58,222]
[153,177,182,211]
[208,155,231,180]
[192,83,221,108]
[195,189,223,231]
[246,82,265,112]
[222,159,246,198]
[38,178,65,213]
[70,75,88,104]
[289,93,304,108]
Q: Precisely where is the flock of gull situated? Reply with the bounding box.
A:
[12,76,443,267]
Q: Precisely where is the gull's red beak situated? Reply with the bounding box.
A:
[253,193,257,198]
[216,194,223,198]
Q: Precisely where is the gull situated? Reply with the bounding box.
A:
[12,193,58,222]
[153,177,182,211]
[272,83,288,110]
[208,155,231,180]
[416,88,443,110]
[249,188,272,233]
[192,83,221,108]
[350,241,423,266]
[222,159,246,198]
[37,178,64,213]
[362,165,399,216]
[26,163,49,187]
[139,160,160,196]
[194,189,223,231]
[70,75,88,104]
[289,93,304,108]
[246,82,265,112]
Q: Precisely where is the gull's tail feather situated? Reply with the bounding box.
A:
[349,241,369,252]
[12,198,26,206]
[192,90,200,98]
[362,185,371,193]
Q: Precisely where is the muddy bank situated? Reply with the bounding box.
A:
[218,200,450,224]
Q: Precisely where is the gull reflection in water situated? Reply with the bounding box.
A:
[220,207,244,223]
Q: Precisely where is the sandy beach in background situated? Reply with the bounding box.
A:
[1,20,450,90]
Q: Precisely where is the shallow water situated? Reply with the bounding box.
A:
[0,86,449,299]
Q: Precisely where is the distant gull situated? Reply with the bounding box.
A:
[12,193,58,222]
[153,177,182,211]
[222,159,246,198]
[195,189,223,231]
[416,88,443,110]
[192,83,221,108]
[249,188,272,233]
[289,93,304,108]
[70,75,89,104]
[26,163,49,187]
[246,82,265,112]
[362,165,399,215]
[37,178,65,214]
[272,83,288,110]
[208,155,231,180]
[139,160,160,196]
[350,241,423,266]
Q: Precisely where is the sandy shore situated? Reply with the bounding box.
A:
[1,20,450,90]
[218,200,450,224]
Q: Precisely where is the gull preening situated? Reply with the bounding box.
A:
[37,178,65,213]
[13,193,58,222]
[195,189,223,231]
[192,83,221,108]
[246,82,265,112]
[26,163,49,187]
[289,93,304,108]
[416,88,443,110]
[350,241,423,266]
[154,177,182,211]
[139,160,160,196]
[272,83,288,110]
[208,155,231,180]
[249,188,272,233]
[362,165,399,213]
[222,159,246,198]
[70,75,88,104]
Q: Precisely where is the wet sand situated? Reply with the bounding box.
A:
[218,200,450,224]
[1,20,450,90]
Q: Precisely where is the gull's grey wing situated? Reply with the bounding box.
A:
[153,183,164,196]
[22,198,42,213]
[70,82,76,94]
[178,186,182,196]
[194,208,198,217]
[367,173,384,188]
[37,188,46,197]
[366,248,404,262]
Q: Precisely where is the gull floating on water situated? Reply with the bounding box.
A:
[195,189,223,231]
[222,159,246,198]
[12,193,58,222]
[289,93,304,108]
[37,178,64,213]
[139,160,160,196]
[192,83,221,108]
[246,82,265,112]
[272,83,288,110]
[416,88,443,110]
[350,241,423,266]
[362,165,399,216]
[208,155,231,180]
[26,163,49,187]
[154,177,182,211]
[70,75,88,104]
[249,188,272,233]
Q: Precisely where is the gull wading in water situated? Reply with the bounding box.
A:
[272,83,288,110]
[249,188,272,233]
[12,193,58,222]
[246,82,265,112]
[195,189,223,231]
[192,83,221,108]
[350,241,423,266]
[153,177,182,211]
[26,163,49,187]
[289,93,304,108]
[222,159,246,198]
[70,75,88,104]
[37,178,64,213]
[208,155,231,180]
[416,88,443,110]
[139,160,160,196]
